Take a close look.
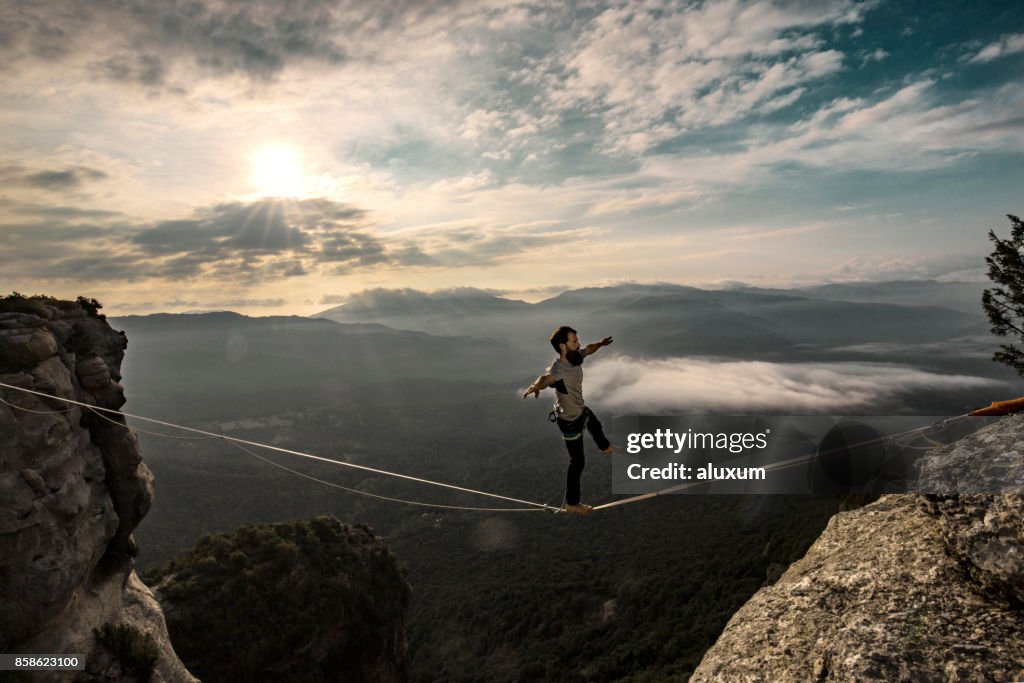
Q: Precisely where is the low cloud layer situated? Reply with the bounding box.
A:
[327,286,507,312]
[586,356,1003,414]
[821,252,992,284]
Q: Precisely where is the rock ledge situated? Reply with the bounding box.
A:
[692,416,1024,682]
[0,298,196,682]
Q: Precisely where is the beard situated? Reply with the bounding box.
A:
[566,349,584,366]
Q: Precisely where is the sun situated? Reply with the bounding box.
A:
[249,144,306,197]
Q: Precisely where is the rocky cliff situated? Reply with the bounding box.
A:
[0,296,196,682]
[691,415,1024,682]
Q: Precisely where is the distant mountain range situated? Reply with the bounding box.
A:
[314,281,993,362]
[110,280,1005,423]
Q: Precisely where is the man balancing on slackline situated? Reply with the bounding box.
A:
[523,326,618,515]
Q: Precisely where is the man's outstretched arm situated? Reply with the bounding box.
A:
[584,336,613,356]
[523,374,556,399]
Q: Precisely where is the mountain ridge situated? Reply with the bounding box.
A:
[310,281,995,371]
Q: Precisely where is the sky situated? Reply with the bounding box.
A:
[2,0,1023,316]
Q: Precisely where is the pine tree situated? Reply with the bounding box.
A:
[982,214,1024,377]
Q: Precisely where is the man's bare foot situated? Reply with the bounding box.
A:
[564,503,593,516]
[602,445,622,455]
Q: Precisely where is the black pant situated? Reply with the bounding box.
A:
[556,407,610,505]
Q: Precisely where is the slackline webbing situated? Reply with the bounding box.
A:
[0,380,983,515]
[0,381,557,514]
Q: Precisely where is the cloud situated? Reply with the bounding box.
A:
[954,115,1024,136]
[317,232,387,264]
[0,0,522,96]
[459,109,507,141]
[0,209,136,273]
[822,252,989,283]
[644,78,1024,185]
[95,53,168,88]
[862,47,888,64]
[586,356,1002,413]
[42,253,158,283]
[126,199,388,279]
[137,200,368,257]
[500,283,571,300]
[0,164,109,191]
[389,221,604,268]
[4,196,598,286]
[338,286,507,310]
[541,0,865,154]
[133,206,309,256]
[209,297,287,308]
[722,222,831,242]
[0,0,354,85]
[2,198,378,284]
[6,204,123,219]
[969,33,1024,63]
[586,188,704,217]
[4,0,1014,199]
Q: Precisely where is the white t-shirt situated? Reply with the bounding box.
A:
[545,348,593,421]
